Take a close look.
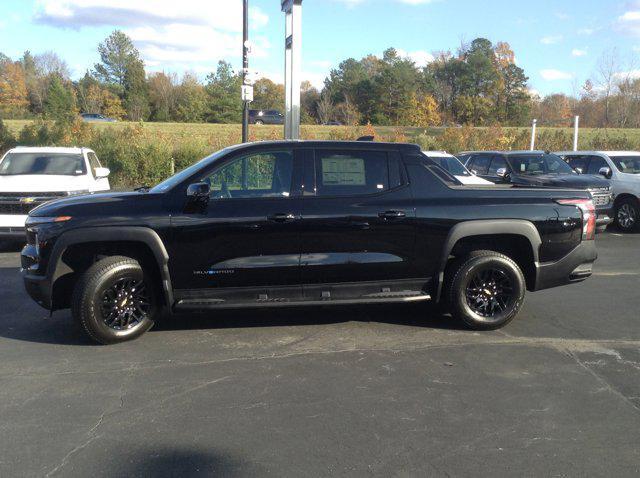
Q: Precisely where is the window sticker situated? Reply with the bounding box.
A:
[322,156,366,186]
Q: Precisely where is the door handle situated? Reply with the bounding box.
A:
[378,210,406,220]
[267,213,297,223]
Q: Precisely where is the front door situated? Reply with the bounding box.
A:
[298,148,416,286]
[169,148,302,292]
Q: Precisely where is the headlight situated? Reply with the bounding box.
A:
[25,216,73,226]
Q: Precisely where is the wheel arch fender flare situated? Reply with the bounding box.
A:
[435,220,542,302]
[47,227,174,309]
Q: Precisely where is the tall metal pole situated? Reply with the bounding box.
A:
[573,115,580,151]
[530,119,537,151]
[241,0,249,143]
[282,0,302,140]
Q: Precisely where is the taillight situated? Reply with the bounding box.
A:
[556,198,596,240]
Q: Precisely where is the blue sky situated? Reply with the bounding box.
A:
[0,0,638,96]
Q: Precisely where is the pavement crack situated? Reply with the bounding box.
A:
[565,349,640,414]
[43,434,101,478]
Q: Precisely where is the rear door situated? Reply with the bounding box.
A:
[297,147,416,288]
[467,153,495,181]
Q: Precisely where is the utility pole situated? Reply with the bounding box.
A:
[241,0,250,143]
[573,116,580,151]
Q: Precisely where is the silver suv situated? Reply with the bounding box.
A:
[557,151,640,232]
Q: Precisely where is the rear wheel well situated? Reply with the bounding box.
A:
[447,234,536,290]
[52,241,162,310]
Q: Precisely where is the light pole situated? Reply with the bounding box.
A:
[281,0,302,140]
[242,0,250,143]
[530,119,537,151]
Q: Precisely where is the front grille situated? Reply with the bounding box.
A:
[590,192,611,207]
[0,203,38,215]
[0,192,66,199]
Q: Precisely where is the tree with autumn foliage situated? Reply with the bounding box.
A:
[409,93,440,127]
[0,61,29,117]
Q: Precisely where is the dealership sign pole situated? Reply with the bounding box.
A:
[530,119,537,151]
[573,116,580,151]
[282,0,302,140]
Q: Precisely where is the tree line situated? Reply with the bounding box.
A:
[0,30,638,128]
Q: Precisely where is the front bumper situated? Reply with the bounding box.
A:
[21,243,52,309]
[0,214,28,240]
[534,240,597,291]
[595,206,613,230]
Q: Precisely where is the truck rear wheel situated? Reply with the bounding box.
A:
[447,250,525,330]
[71,256,158,344]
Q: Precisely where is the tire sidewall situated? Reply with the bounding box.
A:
[82,261,157,344]
[451,255,525,330]
[615,199,639,232]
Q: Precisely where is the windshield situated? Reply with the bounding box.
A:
[508,153,575,176]
[0,152,86,176]
[431,156,470,176]
[612,156,640,175]
[150,147,232,192]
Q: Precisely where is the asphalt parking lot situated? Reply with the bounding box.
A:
[1,233,639,477]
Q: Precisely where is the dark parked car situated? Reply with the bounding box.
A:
[80,113,117,122]
[459,150,613,229]
[249,110,284,125]
[22,141,597,344]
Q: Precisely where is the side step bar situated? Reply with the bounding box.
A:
[175,293,431,311]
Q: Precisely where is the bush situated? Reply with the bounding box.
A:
[0,119,16,153]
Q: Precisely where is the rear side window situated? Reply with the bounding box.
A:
[314,150,394,197]
[87,152,101,173]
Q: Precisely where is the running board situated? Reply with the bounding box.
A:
[175,293,431,311]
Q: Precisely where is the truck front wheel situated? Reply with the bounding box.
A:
[71,256,158,344]
[446,251,525,330]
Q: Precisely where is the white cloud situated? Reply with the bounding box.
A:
[540,69,573,81]
[540,35,563,45]
[577,28,596,35]
[618,10,640,36]
[396,49,434,67]
[614,69,640,81]
[34,0,270,74]
[571,48,587,57]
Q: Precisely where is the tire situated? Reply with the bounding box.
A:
[254,120,264,125]
[446,250,526,330]
[614,197,640,232]
[71,256,158,344]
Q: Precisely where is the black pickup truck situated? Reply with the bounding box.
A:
[21,141,597,344]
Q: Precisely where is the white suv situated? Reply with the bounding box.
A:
[558,151,640,232]
[0,147,110,241]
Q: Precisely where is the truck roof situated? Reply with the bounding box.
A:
[8,146,93,155]
[556,151,640,157]
[223,140,423,152]
[458,150,552,156]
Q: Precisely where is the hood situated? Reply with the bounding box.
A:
[30,190,145,217]
[510,173,608,190]
[0,174,91,193]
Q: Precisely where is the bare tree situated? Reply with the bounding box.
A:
[35,51,70,79]
[317,92,334,124]
[595,49,620,126]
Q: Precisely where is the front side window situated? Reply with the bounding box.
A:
[432,156,469,176]
[203,150,293,199]
[567,156,588,173]
[612,156,640,174]
[314,150,393,197]
[0,152,86,176]
[469,154,492,175]
[508,154,575,175]
[586,157,608,175]
[488,156,508,175]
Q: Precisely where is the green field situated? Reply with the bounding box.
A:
[5,119,639,147]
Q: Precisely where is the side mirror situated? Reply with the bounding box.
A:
[187,182,210,199]
[574,167,583,174]
[598,167,612,179]
[94,167,110,179]
[496,167,509,179]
